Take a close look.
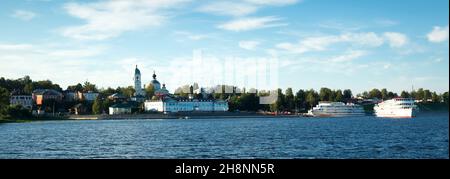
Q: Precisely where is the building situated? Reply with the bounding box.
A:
[32,89,63,105]
[76,91,99,102]
[145,99,229,112]
[82,91,99,102]
[109,102,139,115]
[10,95,33,109]
[63,90,78,102]
[149,71,161,91]
[133,65,146,96]
[144,72,229,113]
[108,93,127,102]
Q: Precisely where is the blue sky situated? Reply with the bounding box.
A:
[0,0,448,94]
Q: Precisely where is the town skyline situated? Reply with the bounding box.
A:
[0,0,448,94]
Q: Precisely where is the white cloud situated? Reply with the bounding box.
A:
[218,16,286,32]
[427,25,449,43]
[276,32,384,54]
[198,2,258,17]
[0,43,112,88]
[11,10,37,21]
[0,43,34,50]
[243,0,300,6]
[61,0,189,40]
[239,40,260,50]
[199,0,300,17]
[329,50,367,62]
[173,31,211,41]
[383,32,408,47]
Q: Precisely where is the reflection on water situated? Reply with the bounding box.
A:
[0,113,448,159]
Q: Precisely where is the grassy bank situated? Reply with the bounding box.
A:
[0,116,69,123]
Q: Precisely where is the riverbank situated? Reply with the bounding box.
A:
[99,112,302,120]
[1,112,302,123]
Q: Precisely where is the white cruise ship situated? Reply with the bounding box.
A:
[308,102,366,117]
[374,98,418,118]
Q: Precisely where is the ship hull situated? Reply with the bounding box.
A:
[374,108,417,118]
[311,111,366,117]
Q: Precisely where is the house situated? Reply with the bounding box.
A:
[109,102,139,115]
[63,90,78,102]
[32,89,63,105]
[108,93,127,102]
[77,91,99,102]
[10,95,33,109]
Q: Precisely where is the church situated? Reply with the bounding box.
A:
[131,65,229,113]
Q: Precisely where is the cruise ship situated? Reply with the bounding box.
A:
[374,98,418,118]
[308,102,366,117]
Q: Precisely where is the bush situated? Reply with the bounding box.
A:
[0,105,32,119]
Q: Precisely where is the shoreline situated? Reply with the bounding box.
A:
[1,111,448,123]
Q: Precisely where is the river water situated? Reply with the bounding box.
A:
[0,113,448,159]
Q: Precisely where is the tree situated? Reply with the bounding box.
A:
[285,88,295,112]
[381,88,388,100]
[33,80,62,91]
[145,84,155,99]
[319,87,332,101]
[228,95,240,112]
[416,88,424,100]
[306,89,319,109]
[343,89,352,101]
[83,81,98,92]
[431,92,441,103]
[92,98,102,115]
[0,87,10,117]
[23,83,34,94]
[99,87,117,98]
[442,92,449,104]
[270,89,285,112]
[117,86,135,98]
[239,93,259,111]
[294,89,307,112]
[369,88,382,99]
[0,105,32,119]
[387,92,397,99]
[400,91,410,98]
[67,83,83,91]
[335,90,343,102]
[423,89,432,102]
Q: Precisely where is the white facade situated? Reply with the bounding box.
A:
[374,98,418,118]
[109,107,132,115]
[10,95,33,109]
[144,99,229,112]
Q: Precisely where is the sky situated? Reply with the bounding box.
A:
[0,0,448,94]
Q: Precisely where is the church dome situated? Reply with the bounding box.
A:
[150,71,161,90]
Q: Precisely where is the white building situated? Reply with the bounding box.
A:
[143,71,229,113]
[10,95,33,109]
[109,103,135,115]
[144,99,229,112]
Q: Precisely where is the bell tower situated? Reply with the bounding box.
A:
[134,65,144,96]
